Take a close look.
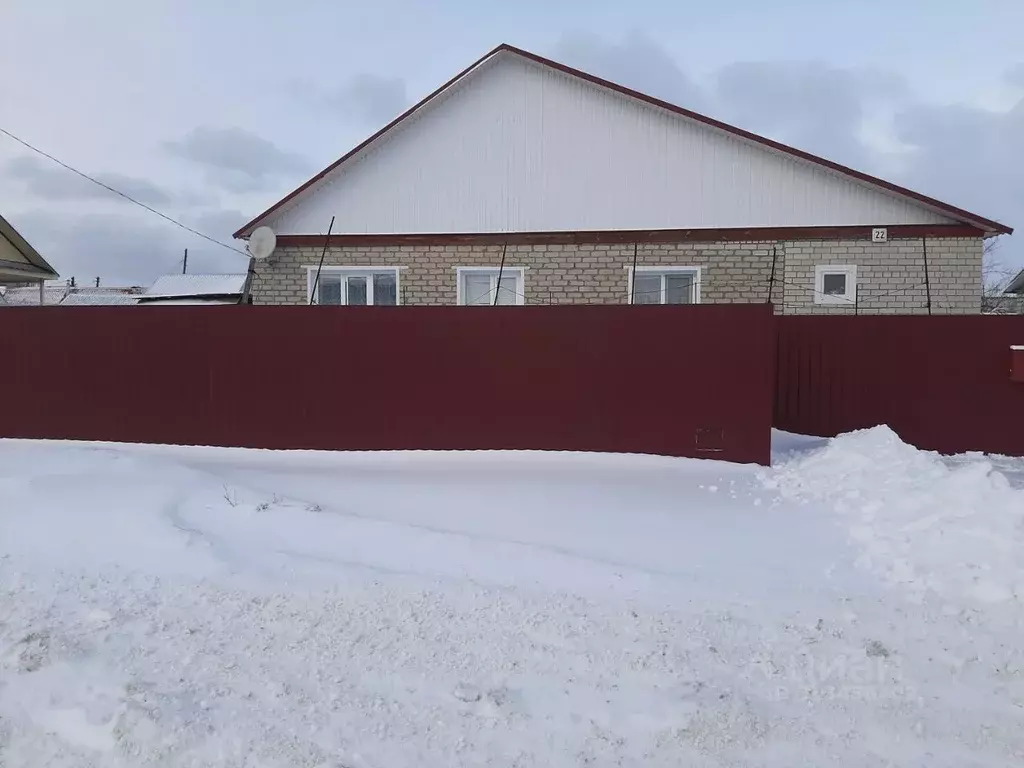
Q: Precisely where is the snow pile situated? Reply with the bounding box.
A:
[2,437,1024,765]
[768,426,1024,606]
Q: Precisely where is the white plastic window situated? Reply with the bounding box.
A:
[457,268,524,305]
[814,265,857,305]
[310,269,399,306]
[629,268,701,304]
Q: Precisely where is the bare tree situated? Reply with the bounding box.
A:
[981,239,1022,314]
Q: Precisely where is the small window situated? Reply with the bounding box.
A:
[628,267,701,304]
[814,265,857,305]
[308,268,400,306]
[457,268,524,306]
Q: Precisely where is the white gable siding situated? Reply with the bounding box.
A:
[1,233,31,265]
[271,53,953,235]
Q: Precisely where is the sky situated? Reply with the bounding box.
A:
[1,0,1022,286]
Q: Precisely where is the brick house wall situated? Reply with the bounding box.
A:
[254,236,983,314]
[783,237,981,314]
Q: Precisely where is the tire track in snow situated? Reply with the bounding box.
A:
[171,461,751,593]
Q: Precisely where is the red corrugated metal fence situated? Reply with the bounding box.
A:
[8,308,1019,462]
[775,316,1024,456]
[0,305,776,464]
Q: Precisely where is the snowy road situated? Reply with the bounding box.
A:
[1,430,1022,766]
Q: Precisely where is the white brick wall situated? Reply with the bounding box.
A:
[253,236,983,314]
[781,237,982,314]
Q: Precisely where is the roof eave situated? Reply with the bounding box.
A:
[0,260,59,281]
[0,215,60,277]
[138,293,243,302]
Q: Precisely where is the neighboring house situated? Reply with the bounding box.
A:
[236,44,1012,314]
[0,282,67,307]
[59,288,143,306]
[0,281,143,306]
[137,274,246,305]
[1,274,247,307]
[985,269,1024,314]
[1006,269,1024,298]
[0,213,59,301]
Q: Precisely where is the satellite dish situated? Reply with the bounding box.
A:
[248,226,277,261]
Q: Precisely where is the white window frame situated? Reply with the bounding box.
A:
[625,266,702,304]
[814,264,857,305]
[305,266,402,306]
[455,267,525,306]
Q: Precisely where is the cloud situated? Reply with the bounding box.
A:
[554,30,707,111]
[891,97,1023,236]
[713,61,907,173]
[13,210,247,286]
[7,155,175,206]
[291,72,408,126]
[1008,63,1024,88]
[549,32,1021,269]
[6,34,1019,286]
[331,73,408,123]
[165,127,312,192]
[181,208,250,244]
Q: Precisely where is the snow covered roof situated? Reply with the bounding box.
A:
[0,284,67,306]
[143,274,246,300]
[0,282,144,306]
[60,290,141,306]
[2,275,246,306]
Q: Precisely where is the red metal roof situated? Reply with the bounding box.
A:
[235,44,1013,239]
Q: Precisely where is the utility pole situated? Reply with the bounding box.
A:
[182,248,188,275]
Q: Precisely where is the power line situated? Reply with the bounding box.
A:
[0,126,249,259]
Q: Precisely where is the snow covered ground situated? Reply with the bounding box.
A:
[1,429,1022,767]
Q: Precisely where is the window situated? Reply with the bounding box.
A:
[814,265,857,305]
[456,267,524,306]
[307,268,400,306]
[627,267,701,304]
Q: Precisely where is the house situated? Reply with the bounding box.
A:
[0,273,247,307]
[235,44,1012,314]
[0,279,144,307]
[58,287,143,306]
[986,269,1024,314]
[0,213,59,302]
[1006,269,1024,297]
[0,281,67,307]
[137,274,247,305]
